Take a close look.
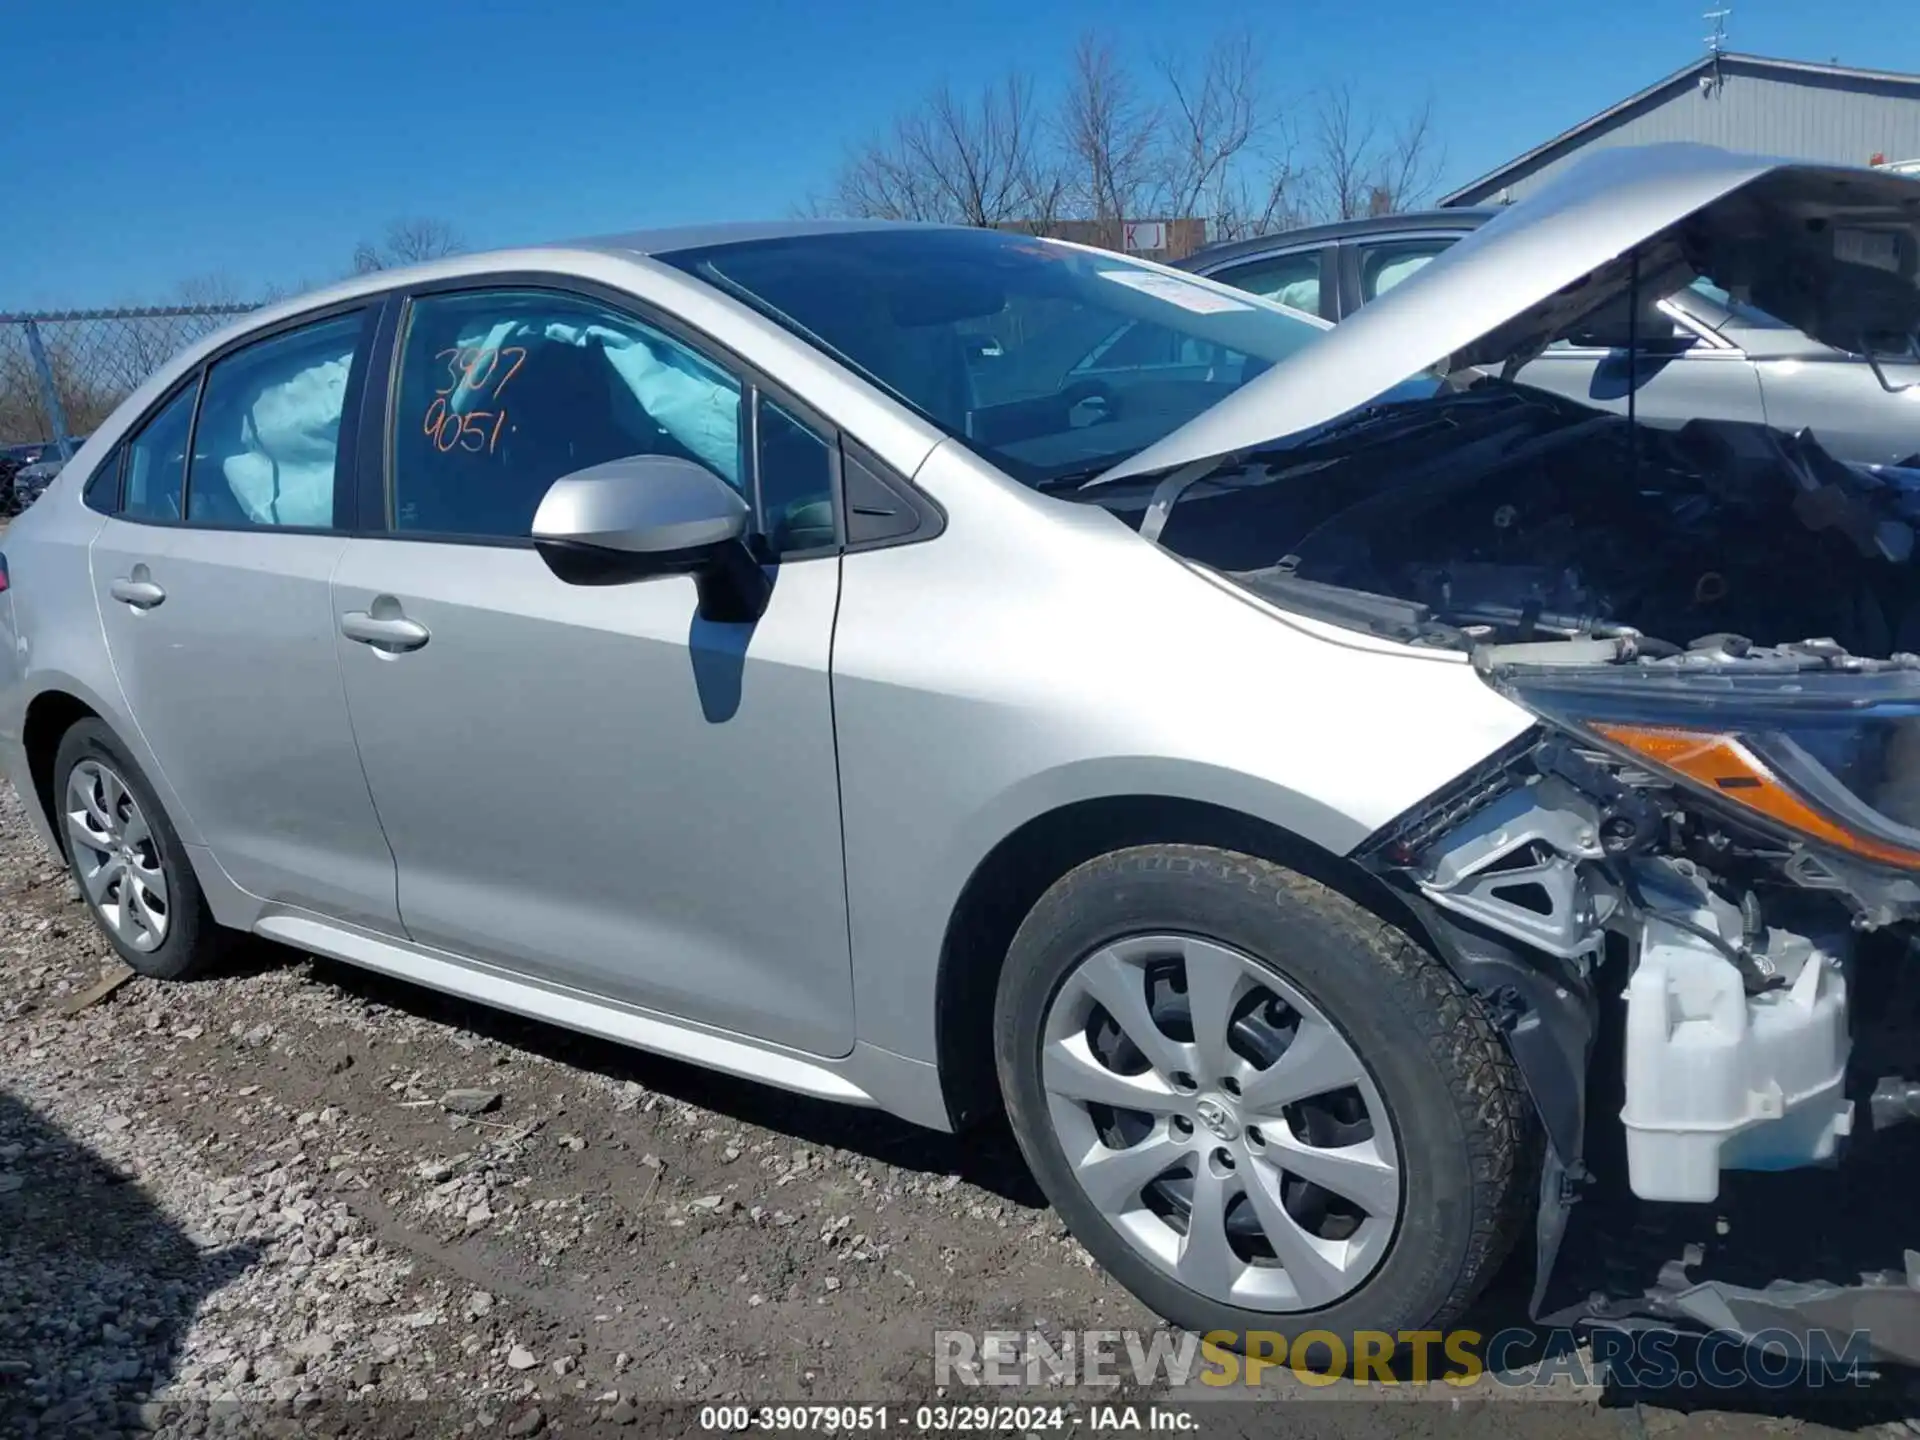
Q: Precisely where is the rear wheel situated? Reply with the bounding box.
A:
[54,719,223,981]
[994,844,1532,1346]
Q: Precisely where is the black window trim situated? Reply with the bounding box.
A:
[840,434,942,548]
[364,270,943,556]
[82,443,126,515]
[1328,240,1356,319]
[748,383,844,563]
[99,296,382,535]
[114,372,201,526]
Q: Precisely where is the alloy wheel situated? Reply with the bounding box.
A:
[1041,934,1400,1311]
[65,758,170,952]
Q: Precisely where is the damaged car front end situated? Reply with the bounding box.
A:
[1368,672,1918,1356]
[1092,144,1920,1359]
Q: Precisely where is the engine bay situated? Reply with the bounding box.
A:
[1144,382,1920,665]
[1075,153,1920,1360]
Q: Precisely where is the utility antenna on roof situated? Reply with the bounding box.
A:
[1702,7,1731,94]
[1704,6,1730,57]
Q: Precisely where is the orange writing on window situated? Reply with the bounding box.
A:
[423,396,510,454]
[424,344,525,453]
[432,345,526,400]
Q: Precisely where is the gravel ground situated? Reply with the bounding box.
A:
[0,776,1915,1438]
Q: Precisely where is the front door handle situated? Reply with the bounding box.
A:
[109,577,165,609]
[340,611,431,653]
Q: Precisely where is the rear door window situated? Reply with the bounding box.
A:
[121,382,198,522]
[186,311,364,529]
[1210,249,1326,317]
[1356,238,1454,302]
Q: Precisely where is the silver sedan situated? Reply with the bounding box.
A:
[6,147,1920,1357]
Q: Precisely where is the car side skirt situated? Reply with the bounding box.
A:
[250,909,955,1131]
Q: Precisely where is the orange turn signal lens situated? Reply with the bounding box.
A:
[1592,722,1920,869]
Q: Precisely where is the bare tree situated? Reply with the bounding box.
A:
[827,73,1053,227]
[352,217,466,274]
[1060,33,1160,239]
[1305,84,1444,221]
[1205,159,1307,243]
[1375,97,1444,216]
[808,29,1449,254]
[1307,84,1373,222]
[1154,32,1265,218]
[1146,31,1307,243]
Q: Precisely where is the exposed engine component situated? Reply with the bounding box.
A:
[1158,388,1920,663]
[1307,414,1920,656]
[1369,738,1862,1208]
[1619,857,1852,1202]
[1868,1074,1920,1128]
[1410,778,1611,959]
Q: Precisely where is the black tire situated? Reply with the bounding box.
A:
[994,844,1532,1349]
[53,718,224,981]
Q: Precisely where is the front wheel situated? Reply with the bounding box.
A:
[994,845,1532,1345]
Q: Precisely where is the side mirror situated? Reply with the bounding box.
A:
[531,455,770,622]
[1565,292,1680,351]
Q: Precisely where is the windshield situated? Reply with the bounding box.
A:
[663,228,1325,486]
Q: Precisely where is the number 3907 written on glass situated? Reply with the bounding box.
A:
[423,344,526,455]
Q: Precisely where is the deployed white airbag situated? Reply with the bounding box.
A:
[216,354,351,528]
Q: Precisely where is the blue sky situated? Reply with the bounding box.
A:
[5,0,1919,310]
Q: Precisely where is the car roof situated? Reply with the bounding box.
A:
[105,218,984,405]
[158,218,982,356]
[569,218,963,258]
[1182,208,1498,270]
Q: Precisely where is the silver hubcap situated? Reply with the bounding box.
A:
[65,759,169,952]
[1042,935,1400,1311]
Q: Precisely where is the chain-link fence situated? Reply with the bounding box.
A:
[0,305,261,456]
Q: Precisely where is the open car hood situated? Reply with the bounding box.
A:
[1097,144,1920,483]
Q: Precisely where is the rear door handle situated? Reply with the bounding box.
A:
[109,577,165,609]
[340,611,430,653]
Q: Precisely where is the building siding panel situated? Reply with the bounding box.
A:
[1448,62,1920,205]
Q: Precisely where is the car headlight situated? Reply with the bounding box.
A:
[1496,678,1920,870]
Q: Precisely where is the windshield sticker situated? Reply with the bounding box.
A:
[1098,270,1253,314]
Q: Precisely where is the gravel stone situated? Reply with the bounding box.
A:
[439,1088,502,1116]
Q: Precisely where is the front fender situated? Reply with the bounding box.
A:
[834,438,1535,1067]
